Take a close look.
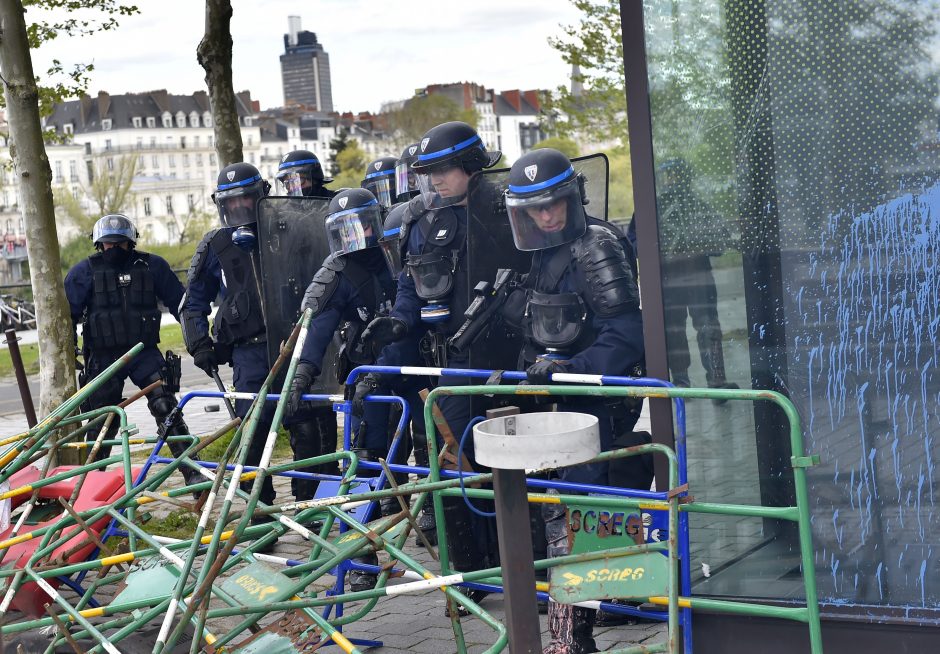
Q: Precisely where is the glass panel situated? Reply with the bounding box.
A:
[643,0,940,612]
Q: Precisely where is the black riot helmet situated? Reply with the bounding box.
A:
[504,148,587,251]
[361,156,398,208]
[212,162,270,227]
[92,213,138,248]
[275,149,332,197]
[379,202,407,277]
[411,121,501,209]
[325,188,385,257]
[395,142,421,203]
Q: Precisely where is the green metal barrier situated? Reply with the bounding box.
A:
[424,384,823,654]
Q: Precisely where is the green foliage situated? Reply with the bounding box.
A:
[328,129,350,177]
[531,137,581,159]
[388,94,478,143]
[142,508,201,540]
[12,1,141,115]
[331,139,368,190]
[546,0,627,147]
[59,235,92,273]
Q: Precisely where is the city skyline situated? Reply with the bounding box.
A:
[29,0,582,114]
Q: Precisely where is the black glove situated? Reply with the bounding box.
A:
[286,362,317,419]
[192,348,218,377]
[351,373,380,418]
[526,359,567,385]
[359,317,407,354]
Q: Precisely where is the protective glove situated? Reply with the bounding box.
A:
[285,362,318,419]
[350,372,381,418]
[525,359,568,385]
[192,348,218,377]
[359,317,407,354]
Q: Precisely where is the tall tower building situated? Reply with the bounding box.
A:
[280,16,333,112]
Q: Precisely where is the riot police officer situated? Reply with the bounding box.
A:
[284,188,397,492]
[361,156,398,208]
[64,214,197,486]
[354,121,503,605]
[180,162,280,516]
[502,148,645,654]
[275,149,335,199]
[394,143,421,204]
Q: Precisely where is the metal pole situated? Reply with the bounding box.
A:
[486,406,541,653]
[211,368,237,419]
[5,328,36,427]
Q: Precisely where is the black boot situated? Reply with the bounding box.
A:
[347,551,379,592]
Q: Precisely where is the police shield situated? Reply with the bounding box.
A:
[256,196,337,392]
[571,153,609,222]
[461,166,533,369]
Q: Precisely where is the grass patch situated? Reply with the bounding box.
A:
[142,508,205,540]
[158,426,293,463]
[0,341,39,378]
[0,322,185,380]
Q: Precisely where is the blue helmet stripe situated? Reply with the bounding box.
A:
[417,135,482,162]
[365,168,394,179]
[508,166,575,194]
[278,158,320,170]
[329,198,378,220]
[383,226,401,237]
[217,173,262,191]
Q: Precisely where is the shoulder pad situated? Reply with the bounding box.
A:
[187,229,220,282]
[322,252,346,272]
[301,259,343,316]
[576,225,640,317]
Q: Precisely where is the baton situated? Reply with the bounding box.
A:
[211,368,238,420]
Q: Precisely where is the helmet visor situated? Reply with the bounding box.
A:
[362,175,395,208]
[93,215,137,245]
[276,169,316,197]
[380,238,403,278]
[325,202,384,256]
[505,180,586,251]
[395,161,418,200]
[415,164,469,210]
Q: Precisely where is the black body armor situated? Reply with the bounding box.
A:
[83,251,161,350]
[210,228,266,346]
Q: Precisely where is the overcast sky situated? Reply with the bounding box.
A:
[29,0,583,113]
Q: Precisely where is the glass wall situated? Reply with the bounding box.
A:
[643,0,940,612]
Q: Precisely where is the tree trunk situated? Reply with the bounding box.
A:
[0,0,77,420]
[197,0,243,168]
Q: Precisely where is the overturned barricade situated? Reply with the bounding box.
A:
[0,311,824,653]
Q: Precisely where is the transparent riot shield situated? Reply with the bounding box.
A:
[572,153,610,222]
[257,196,337,392]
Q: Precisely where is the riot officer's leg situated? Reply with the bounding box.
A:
[79,350,125,461]
[437,368,498,589]
[541,401,613,654]
[403,380,437,543]
[232,344,277,507]
[285,406,336,502]
[128,348,200,489]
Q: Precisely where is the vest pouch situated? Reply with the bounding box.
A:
[92,269,121,308]
[407,252,457,301]
[527,290,586,350]
[216,289,260,345]
[128,266,156,307]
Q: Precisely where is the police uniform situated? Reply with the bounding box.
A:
[358,122,505,590]
[503,148,644,654]
[65,227,195,483]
